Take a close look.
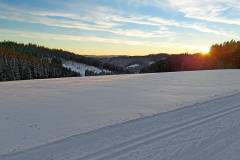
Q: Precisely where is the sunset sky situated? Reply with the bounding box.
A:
[0,0,239,55]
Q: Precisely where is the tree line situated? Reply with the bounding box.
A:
[141,40,240,73]
[0,47,79,81]
[1,40,239,81]
[0,41,126,74]
[0,41,127,81]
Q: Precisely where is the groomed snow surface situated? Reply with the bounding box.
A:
[1,70,240,160]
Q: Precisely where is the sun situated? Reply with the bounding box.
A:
[200,47,209,55]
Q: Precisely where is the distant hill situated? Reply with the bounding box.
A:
[97,54,168,73]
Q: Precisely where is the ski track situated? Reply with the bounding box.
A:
[2,91,240,160]
[78,104,240,160]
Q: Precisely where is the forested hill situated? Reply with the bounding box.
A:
[1,40,239,82]
[0,41,125,81]
[141,40,240,73]
[0,46,80,81]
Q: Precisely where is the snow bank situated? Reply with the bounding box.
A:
[0,70,240,155]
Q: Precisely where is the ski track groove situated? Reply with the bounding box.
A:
[76,104,240,160]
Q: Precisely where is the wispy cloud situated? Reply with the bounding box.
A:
[0,0,239,54]
[0,2,235,39]
[0,28,143,46]
[129,0,239,36]
[167,0,240,26]
[0,3,173,39]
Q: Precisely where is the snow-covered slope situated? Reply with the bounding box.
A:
[1,70,240,159]
[62,60,111,76]
[3,92,240,160]
[126,64,140,68]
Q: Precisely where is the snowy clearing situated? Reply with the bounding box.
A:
[126,64,140,68]
[1,70,240,159]
[62,60,111,76]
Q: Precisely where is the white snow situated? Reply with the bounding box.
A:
[62,60,111,76]
[1,70,240,160]
[148,61,155,65]
[126,64,140,68]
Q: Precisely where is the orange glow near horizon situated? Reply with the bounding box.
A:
[200,47,210,55]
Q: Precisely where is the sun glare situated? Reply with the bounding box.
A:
[200,47,209,55]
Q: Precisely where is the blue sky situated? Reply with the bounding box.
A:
[0,0,239,55]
